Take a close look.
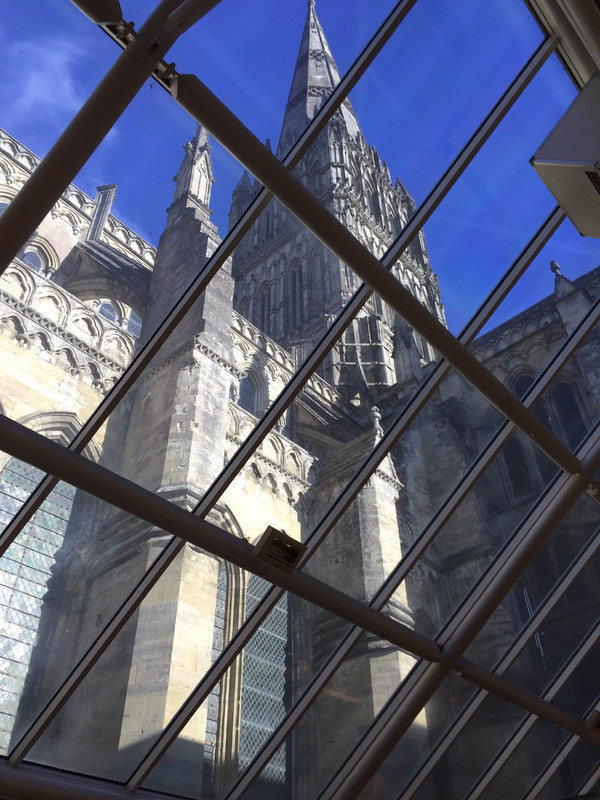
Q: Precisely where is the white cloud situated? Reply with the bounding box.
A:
[1,36,89,133]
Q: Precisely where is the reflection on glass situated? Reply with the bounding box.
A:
[247,634,422,800]
[479,717,573,800]
[356,671,478,799]
[410,691,529,800]
[504,534,600,699]
[0,475,171,757]
[26,542,257,784]
[141,594,354,800]
[0,459,73,752]
[468,491,600,674]
[537,739,600,800]
[1,0,600,796]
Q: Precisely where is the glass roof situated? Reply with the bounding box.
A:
[1,1,600,799]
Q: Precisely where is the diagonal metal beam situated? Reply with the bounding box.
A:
[1,9,553,768]
[124,205,564,790]
[172,38,582,479]
[0,0,215,274]
[0,11,555,563]
[124,207,565,793]
[223,310,600,798]
[319,430,600,800]
[0,10,568,780]
[402,522,600,800]
[0,0,416,556]
[0,0,417,562]
[464,619,600,800]
[0,412,441,766]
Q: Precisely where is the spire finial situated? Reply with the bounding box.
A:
[308,0,315,7]
[550,259,561,275]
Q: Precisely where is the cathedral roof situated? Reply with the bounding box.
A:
[277,1,361,157]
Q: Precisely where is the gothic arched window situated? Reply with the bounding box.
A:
[127,310,143,338]
[255,285,270,334]
[236,298,248,319]
[551,382,587,449]
[19,247,47,274]
[510,373,557,485]
[238,375,258,416]
[98,300,117,323]
[503,435,535,500]
[288,264,303,331]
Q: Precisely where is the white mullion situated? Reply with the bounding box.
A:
[401,526,600,799]
[125,205,564,791]
[466,618,600,800]
[320,431,599,800]
[202,295,600,799]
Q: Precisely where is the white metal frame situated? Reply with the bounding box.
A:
[0,0,599,798]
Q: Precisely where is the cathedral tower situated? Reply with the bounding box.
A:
[231,1,446,400]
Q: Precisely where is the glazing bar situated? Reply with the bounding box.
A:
[173,39,582,478]
[321,440,598,799]
[0,2,438,764]
[0,0,203,273]
[0,17,562,778]
[0,758,175,800]
[579,760,600,794]
[222,293,600,798]
[126,209,564,791]
[0,0,416,559]
[464,621,600,799]
[403,524,600,799]
[0,413,441,758]
[522,737,579,800]
[0,14,554,561]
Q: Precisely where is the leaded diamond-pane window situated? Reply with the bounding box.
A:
[0,459,75,749]
[238,574,288,784]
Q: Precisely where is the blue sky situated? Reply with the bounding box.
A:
[3,0,600,334]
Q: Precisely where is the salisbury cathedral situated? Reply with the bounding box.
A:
[0,4,599,799]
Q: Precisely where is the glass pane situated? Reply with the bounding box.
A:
[467,490,600,673]
[2,0,599,797]
[481,217,600,338]
[410,689,529,800]
[0,457,171,755]
[537,739,600,800]
[479,717,579,800]
[25,546,271,782]
[0,458,75,752]
[286,0,543,220]
[156,0,400,147]
[232,634,422,800]
[426,53,576,334]
[356,671,479,799]
[141,594,355,799]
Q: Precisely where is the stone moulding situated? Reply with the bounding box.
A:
[0,289,129,389]
[0,127,156,269]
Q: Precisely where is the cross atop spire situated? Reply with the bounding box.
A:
[277,1,360,157]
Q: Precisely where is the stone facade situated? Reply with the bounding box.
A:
[0,4,599,798]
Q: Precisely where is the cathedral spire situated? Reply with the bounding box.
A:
[276,1,360,157]
[171,124,214,212]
